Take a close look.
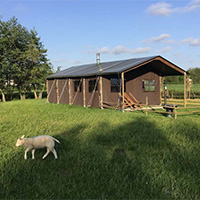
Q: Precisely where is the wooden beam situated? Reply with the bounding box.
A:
[184,72,187,107]
[123,56,185,75]
[56,79,59,104]
[58,79,68,104]
[121,72,124,112]
[83,78,86,107]
[87,77,99,107]
[72,78,83,105]
[47,79,56,103]
[100,76,103,109]
[69,78,72,105]
[160,76,162,104]
[46,80,49,103]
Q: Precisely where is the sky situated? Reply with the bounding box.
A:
[0,0,200,71]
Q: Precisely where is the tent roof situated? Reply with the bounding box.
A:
[47,55,186,79]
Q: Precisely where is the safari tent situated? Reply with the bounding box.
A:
[47,55,186,110]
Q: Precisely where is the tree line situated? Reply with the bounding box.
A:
[0,17,53,102]
[165,68,200,84]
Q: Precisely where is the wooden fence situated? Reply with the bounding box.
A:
[124,99,200,119]
[157,98,200,118]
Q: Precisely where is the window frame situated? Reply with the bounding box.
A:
[110,78,126,93]
[142,80,155,92]
[110,78,121,93]
[74,80,82,92]
[88,79,98,93]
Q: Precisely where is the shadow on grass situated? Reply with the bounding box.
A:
[0,118,199,199]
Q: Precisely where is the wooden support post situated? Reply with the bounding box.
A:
[160,76,162,104]
[58,79,68,104]
[56,79,59,104]
[146,96,148,106]
[100,76,103,109]
[47,79,56,103]
[122,72,124,112]
[184,72,187,107]
[83,78,86,107]
[46,80,49,103]
[69,78,72,105]
[174,108,177,119]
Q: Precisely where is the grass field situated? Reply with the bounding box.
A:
[0,100,200,199]
[166,83,200,92]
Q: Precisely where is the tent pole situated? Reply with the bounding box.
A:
[56,79,59,104]
[121,72,124,112]
[46,80,49,103]
[69,78,72,105]
[160,76,162,105]
[100,76,103,109]
[83,78,86,107]
[72,78,83,105]
[87,77,99,107]
[47,79,56,103]
[58,79,68,103]
[184,72,187,107]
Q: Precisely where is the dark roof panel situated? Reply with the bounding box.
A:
[47,56,185,79]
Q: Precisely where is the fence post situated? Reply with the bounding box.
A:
[121,72,124,112]
[184,72,187,107]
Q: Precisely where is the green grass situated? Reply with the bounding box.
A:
[166,83,200,92]
[0,100,200,199]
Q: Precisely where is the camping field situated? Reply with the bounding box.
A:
[0,100,200,199]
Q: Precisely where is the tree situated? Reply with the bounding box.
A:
[188,67,200,84]
[26,29,53,99]
[0,17,28,101]
[0,17,53,101]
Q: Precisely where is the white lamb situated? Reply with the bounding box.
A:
[16,135,60,160]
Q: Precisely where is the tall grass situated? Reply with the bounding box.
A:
[0,100,199,199]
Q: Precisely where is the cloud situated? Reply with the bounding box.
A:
[112,45,131,54]
[69,60,81,65]
[157,46,171,53]
[132,47,152,54]
[143,33,171,43]
[112,46,151,55]
[147,2,172,16]
[190,38,200,46]
[85,46,109,54]
[164,39,175,44]
[96,46,109,54]
[86,45,151,55]
[147,0,200,16]
[180,37,200,46]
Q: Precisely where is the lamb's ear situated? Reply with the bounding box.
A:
[21,135,25,139]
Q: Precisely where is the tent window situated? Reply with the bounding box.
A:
[89,79,98,92]
[111,78,120,92]
[74,80,82,92]
[142,80,155,92]
[111,78,126,93]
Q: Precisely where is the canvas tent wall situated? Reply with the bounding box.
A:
[47,55,186,108]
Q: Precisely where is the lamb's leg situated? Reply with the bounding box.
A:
[42,148,50,159]
[32,149,35,159]
[51,148,58,159]
[24,148,31,160]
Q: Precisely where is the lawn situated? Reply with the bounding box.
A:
[0,100,200,199]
